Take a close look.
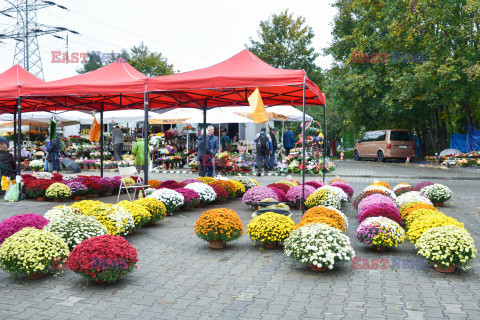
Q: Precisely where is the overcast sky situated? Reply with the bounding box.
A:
[0,0,337,81]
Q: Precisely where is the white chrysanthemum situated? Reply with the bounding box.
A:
[363,185,396,200]
[420,184,453,203]
[319,186,348,203]
[44,205,82,221]
[393,183,411,192]
[184,182,217,203]
[396,191,432,208]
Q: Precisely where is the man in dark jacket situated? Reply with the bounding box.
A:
[0,136,16,180]
[269,127,278,171]
[283,127,296,156]
[254,128,272,176]
[220,129,231,151]
[47,135,61,172]
[205,126,219,177]
[197,129,206,176]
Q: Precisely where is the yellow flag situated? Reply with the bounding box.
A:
[89,117,100,142]
[248,88,268,124]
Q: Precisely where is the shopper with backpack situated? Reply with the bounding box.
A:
[254,128,272,176]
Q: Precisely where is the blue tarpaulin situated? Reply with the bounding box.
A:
[450,127,480,153]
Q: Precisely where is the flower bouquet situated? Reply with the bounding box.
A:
[146,188,184,213]
[133,198,167,223]
[67,235,138,283]
[45,183,72,201]
[407,215,464,243]
[304,189,341,210]
[242,187,279,208]
[0,228,69,278]
[83,203,135,236]
[246,212,295,248]
[420,184,453,206]
[117,201,152,228]
[45,214,108,250]
[356,217,405,251]
[285,185,316,208]
[29,159,44,171]
[416,225,477,272]
[0,213,49,245]
[284,223,355,271]
[395,191,432,208]
[194,208,243,249]
[184,182,217,205]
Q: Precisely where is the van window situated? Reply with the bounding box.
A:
[390,131,414,141]
[359,133,368,142]
[370,131,386,141]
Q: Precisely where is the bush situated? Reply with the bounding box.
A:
[194,209,243,243]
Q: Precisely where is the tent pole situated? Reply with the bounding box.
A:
[100,104,104,177]
[17,98,22,175]
[301,75,306,215]
[13,107,17,165]
[281,120,284,143]
[144,92,149,183]
[323,102,327,183]
[202,102,207,177]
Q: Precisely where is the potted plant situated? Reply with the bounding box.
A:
[0,228,69,279]
[174,188,200,210]
[416,225,477,273]
[419,183,453,207]
[285,185,316,209]
[395,191,432,208]
[356,217,406,251]
[329,180,354,199]
[242,187,279,210]
[133,198,167,224]
[65,181,87,201]
[208,184,229,203]
[67,235,139,284]
[0,213,49,245]
[358,200,402,224]
[304,189,341,210]
[284,223,355,272]
[84,204,135,236]
[184,182,217,206]
[29,159,44,172]
[210,180,236,200]
[146,188,184,214]
[246,212,295,249]
[45,183,72,202]
[194,208,243,249]
[117,201,151,228]
[296,206,348,232]
[44,214,108,250]
[407,215,464,243]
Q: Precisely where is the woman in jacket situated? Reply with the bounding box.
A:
[131,133,150,174]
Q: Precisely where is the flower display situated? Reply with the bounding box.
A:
[65,181,87,197]
[208,184,229,203]
[70,200,104,215]
[395,191,433,208]
[0,214,49,245]
[44,215,108,250]
[356,217,406,249]
[370,181,391,189]
[405,209,445,229]
[329,179,348,185]
[184,182,217,204]
[102,177,121,193]
[24,179,54,198]
[353,189,396,209]
[117,201,152,227]
[304,180,326,189]
[358,201,401,224]
[194,209,243,243]
[284,223,355,270]
[267,187,287,202]
[231,176,256,190]
[285,185,316,206]
[67,235,138,283]
[276,180,298,187]
[210,180,236,199]
[45,183,71,199]
[133,198,167,223]
[29,160,44,171]
[415,181,434,191]
[174,188,200,208]
[357,194,397,214]
[362,185,396,199]
[304,189,341,210]
[0,228,69,276]
[302,206,348,231]
[420,184,453,204]
[83,204,135,236]
[394,186,416,197]
[82,178,103,195]
[32,171,53,180]
[246,212,295,244]
[400,203,437,220]
[295,215,346,232]
[229,180,246,196]
[329,181,354,199]
[146,188,185,213]
[197,177,216,184]
[44,206,81,221]
[242,187,279,206]
[416,225,477,270]
[318,185,348,203]
[266,183,291,193]
[407,215,464,243]
[159,180,185,190]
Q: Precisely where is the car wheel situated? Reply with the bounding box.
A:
[354,150,360,161]
[377,151,385,162]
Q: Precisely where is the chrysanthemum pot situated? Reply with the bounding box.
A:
[26,272,46,280]
[86,193,93,199]
[54,198,62,203]
[372,246,388,252]
[51,257,67,270]
[310,264,328,272]
[433,201,444,207]
[36,197,45,202]
[73,195,82,201]
[194,203,203,208]
[209,240,227,250]
[435,264,456,273]
[262,242,279,249]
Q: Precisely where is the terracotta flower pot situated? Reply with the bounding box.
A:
[36,197,45,202]
[86,194,93,199]
[436,264,456,273]
[73,195,82,201]
[372,246,388,252]
[209,240,226,250]
[194,203,203,208]
[95,279,108,284]
[54,198,62,203]
[26,272,46,280]
[433,201,444,207]
[254,205,259,211]
[310,264,328,272]
[262,242,279,249]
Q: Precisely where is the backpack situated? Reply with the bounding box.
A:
[257,132,269,149]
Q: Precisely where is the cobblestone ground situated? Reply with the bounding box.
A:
[0,161,479,320]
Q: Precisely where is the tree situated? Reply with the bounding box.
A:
[77,52,102,74]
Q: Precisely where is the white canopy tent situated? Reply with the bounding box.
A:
[1,111,94,127]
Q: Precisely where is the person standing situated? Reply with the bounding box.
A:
[220,128,231,152]
[111,125,124,161]
[197,128,206,176]
[0,136,16,181]
[47,134,61,172]
[268,127,278,171]
[206,125,219,177]
[131,133,149,174]
[43,138,51,172]
[254,128,272,176]
[283,127,295,156]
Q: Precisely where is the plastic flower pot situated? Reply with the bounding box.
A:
[372,246,388,252]
[26,273,46,280]
[86,194,93,199]
[54,198,62,203]
[73,195,82,201]
[36,197,45,202]
[436,264,456,273]
[262,242,279,249]
[209,240,226,250]
[310,264,328,272]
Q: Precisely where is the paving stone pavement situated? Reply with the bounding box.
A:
[0,162,479,320]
